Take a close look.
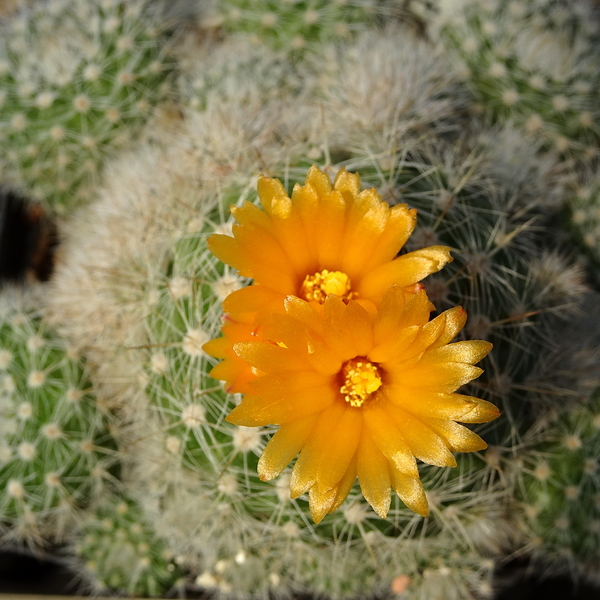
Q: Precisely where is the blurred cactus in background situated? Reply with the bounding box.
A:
[568,173,600,283]
[518,387,600,573]
[0,0,599,599]
[73,494,183,597]
[435,0,600,160]
[0,285,118,547]
[0,0,173,213]
[202,0,380,56]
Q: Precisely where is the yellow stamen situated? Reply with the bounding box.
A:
[339,357,382,407]
[301,269,354,303]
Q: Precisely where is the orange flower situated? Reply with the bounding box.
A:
[208,165,452,318]
[226,288,499,523]
[203,313,260,394]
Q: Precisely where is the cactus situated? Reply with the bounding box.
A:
[568,174,600,284]
[204,0,380,57]
[0,0,173,213]
[436,0,600,159]
[0,285,118,546]
[516,387,600,573]
[72,494,183,597]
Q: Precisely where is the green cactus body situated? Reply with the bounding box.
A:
[74,495,182,597]
[438,0,600,159]
[520,389,600,568]
[568,180,600,281]
[0,286,118,544]
[210,0,378,56]
[0,0,173,212]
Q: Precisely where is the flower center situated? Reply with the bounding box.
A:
[301,269,354,303]
[339,357,382,407]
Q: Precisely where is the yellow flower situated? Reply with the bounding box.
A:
[208,165,452,318]
[226,287,499,523]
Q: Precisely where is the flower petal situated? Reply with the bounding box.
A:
[373,285,406,342]
[322,296,358,361]
[420,341,493,366]
[290,402,346,498]
[257,175,288,213]
[362,403,419,477]
[456,398,501,423]
[357,429,391,519]
[314,407,363,492]
[222,285,282,314]
[385,404,457,467]
[341,192,390,277]
[394,362,484,393]
[263,313,309,354]
[228,224,297,292]
[232,200,274,229]
[429,306,467,348]
[346,300,374,356]
[283,295,323,333]
[249,370,328,399]
[207,233,249,274]
[257,414,319,481]
[333,167,361,197]
[358,246,452,301]
[208,358,254,394]
[203,336,230,359]
[315,190,347,267]
[423,418,488,452]
[389,468,429,517]
[328,454,358,514]
[306,333,343,376]
[227,382,336,426]
[360,204,417,272]
[368,326,419,363]
[234,341,308,373]
[290,182,319,257]
[305,164,332,197]
[385,387,492,422]
[309,485,338,524]
[400,289,435,328]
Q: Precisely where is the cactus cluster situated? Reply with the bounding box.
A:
[0,0,173,212]
[1,0,600,598]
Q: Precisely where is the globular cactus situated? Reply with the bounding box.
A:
[435,0,600,159]
[71,494,183,597]
[0,0,173,212]
[0,285,118,546]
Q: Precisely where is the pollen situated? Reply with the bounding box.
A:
[339,357,382,407]
[301,269,354,303]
